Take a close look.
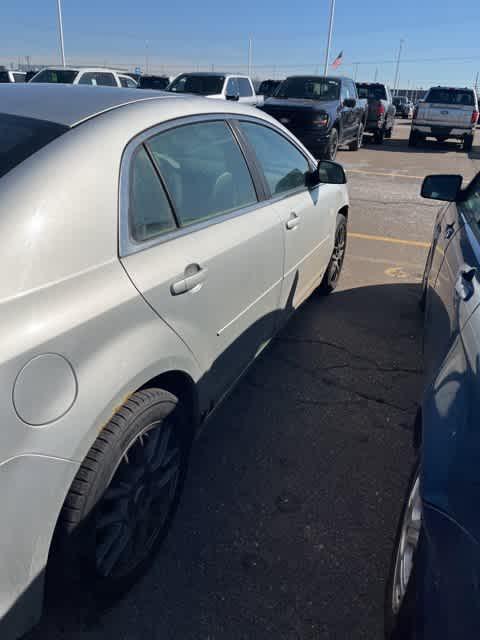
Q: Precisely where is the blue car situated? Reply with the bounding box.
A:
[385,171,480,638]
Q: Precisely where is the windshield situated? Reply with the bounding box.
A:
[0,113,68,179]
[30,69,79,84]
[425,88,474,106]
[357,84,387,100]
[275,77,340,101]
[167,74,225,95]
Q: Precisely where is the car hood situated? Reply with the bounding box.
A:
[263,98,338,112]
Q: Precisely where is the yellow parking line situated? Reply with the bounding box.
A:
[350,232,430,249]
[347,168,425,180]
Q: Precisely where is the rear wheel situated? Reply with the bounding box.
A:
[319,213,347,295]
[464,134,474,152]
[374,128,385,144]
[385,125,393,139]
[349,123,364,151]
[55,388,191,602]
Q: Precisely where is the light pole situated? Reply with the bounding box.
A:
[248,37,253,78]
[393,38,404,96]
[56,0,66,67]
[323,0,336,75]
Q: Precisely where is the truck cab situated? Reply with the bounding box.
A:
[166,72,263,106]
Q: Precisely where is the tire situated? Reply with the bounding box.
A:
[374,128,385,145]
[385,126,393,139]
[319,213,347,295]
[349,122,364,151]
[325,127,339,160]
[464,134,474,152]
[384,460,422,639]
[55,388,191,603]
[408,131,418,147]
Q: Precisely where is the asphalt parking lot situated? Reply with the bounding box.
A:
[27,122,480,640]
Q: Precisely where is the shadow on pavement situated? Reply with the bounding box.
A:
[25,282,423,640]
[363,137,465,155]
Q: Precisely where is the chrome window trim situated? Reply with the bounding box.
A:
[119,112,322,258]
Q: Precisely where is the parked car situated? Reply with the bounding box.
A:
[25,70,40,82]
[385,170,480,639]
[30,67,137,88]
[166,72,263,106]
[0,83,349,640]
[261,75,367,160]
[393,96,413,118]
[138,74,170,90]
[409,86,478,150]
[258,79,281,98]
[356,82,395,143]
[0,70,26,83]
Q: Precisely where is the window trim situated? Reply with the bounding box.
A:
[119,113,268,257]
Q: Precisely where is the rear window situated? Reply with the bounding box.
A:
[167,74,225,95]
[0,113,68,179]
[425,88,474,106]
[0,71,11,83]
[139,76,169,90]
[31,69,79,84]
[357,84,387,100]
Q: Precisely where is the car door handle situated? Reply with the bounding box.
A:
[171,265,207,295]
[455,265,477,301]
[444,223,455,240]
[286,212,300,230]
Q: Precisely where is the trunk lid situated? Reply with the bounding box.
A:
[418,102,473,127]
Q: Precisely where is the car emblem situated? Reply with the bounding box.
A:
[280,117,290,124]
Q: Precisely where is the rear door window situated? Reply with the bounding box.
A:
[226,77,239,96]
[0,113,68,179]
[0,71,11,83]
[129,146,177,242]
[146,120,257,226]
[13,73,26,83]
[30,69,79,83]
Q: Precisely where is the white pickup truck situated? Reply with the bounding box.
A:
[409,86,478,151]
[167,72,264,106]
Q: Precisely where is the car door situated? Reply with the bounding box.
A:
[237,119,337,314]
[120,118,284,406]
[424,174,480,383]
[340,81,355,141]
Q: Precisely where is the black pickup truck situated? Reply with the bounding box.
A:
[261,75,367,160]
[356,82,396,144]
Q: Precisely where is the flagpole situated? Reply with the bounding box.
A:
[323,0,336,75]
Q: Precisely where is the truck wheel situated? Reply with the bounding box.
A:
[55,388,191,602]
[349,123,364,151]
[374,128,385,145]
[408,131,419,147]
[325,128,339,160]
[464,134,474,152]
[385,126,393,139]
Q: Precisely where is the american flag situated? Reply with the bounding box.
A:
[331,51,343,69]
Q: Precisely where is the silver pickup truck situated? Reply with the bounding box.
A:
[409,86,478,151]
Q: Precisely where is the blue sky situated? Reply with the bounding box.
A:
[2,0,480,88]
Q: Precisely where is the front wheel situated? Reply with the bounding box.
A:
[319,213,347,295]
[464,134,474,152]
[385,461,422,639]
[374,128,385,144]
[385,126,393,139]
[324,127,339,160]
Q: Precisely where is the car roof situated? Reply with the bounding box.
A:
[37,66,122,73]
[0,83,185,126]
[174,72,249,78]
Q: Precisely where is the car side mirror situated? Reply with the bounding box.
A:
[421,174,462,202]
[226,92,240,101]
[343,98,356,108]
[306,160,347,187]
